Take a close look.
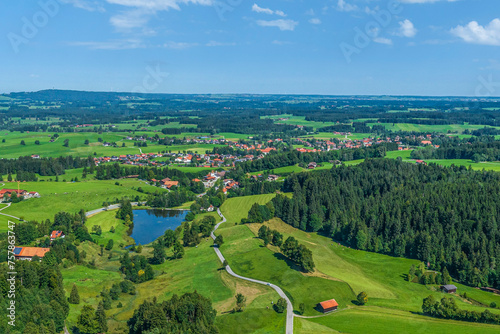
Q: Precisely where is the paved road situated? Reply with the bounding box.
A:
[85,202,146,217]
[0,203,21,220]
[212,209,294,334]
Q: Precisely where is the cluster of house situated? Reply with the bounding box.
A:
[13,230,64,261]
[0,188,40,202]
[202,171,226,188]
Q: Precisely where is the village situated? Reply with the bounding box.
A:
[90,133,441,169]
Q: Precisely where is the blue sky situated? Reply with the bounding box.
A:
[1,0,500,96]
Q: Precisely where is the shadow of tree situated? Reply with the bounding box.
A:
[272,252,303,272]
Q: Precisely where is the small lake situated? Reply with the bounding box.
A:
[129,209,188,245]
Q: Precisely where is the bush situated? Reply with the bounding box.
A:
[274,298,287,313]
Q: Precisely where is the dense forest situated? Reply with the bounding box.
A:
[269,159,500,289]
[127,292,218,334]
[0,260,69,333]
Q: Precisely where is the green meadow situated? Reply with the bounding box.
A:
[216,194,500,333]
[296,307,500,334]
[0,131,223,158]
[0,178,160,225]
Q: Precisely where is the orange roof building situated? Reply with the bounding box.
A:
[14,247,50,261]
[317,299,338,313]
[50,230,65,241]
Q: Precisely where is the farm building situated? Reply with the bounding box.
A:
[14,247,50,261]
[50,230,65,241]
[0,189,28,201]
[441,285,457,293]
[317,299,338,313]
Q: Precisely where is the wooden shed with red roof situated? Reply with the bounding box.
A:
[317,299,338,313]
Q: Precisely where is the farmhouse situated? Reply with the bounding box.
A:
[441,285,457,293]
[0,189,28,201]
[160,178,179,189]
[50,230,65,241]
[317,299,338,313]
[308,162,317,169]
[14,247,50,261]
[27,191,40,198]
[268,175,280,181]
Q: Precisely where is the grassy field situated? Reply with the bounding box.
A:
[0,131,224,158]
[85,209,134,247]
[0,178,159,226]
[62,209,286,333]
[217,194,500,332]
[296,307,500,334]
[220,194,279,223]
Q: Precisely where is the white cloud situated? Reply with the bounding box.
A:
[69,39,145,50]
[110,9,150,29]
[374,37,393,45]
[61,0,105,12]
[106,0,213,29]
[252,3,286,17]
[305,9,315,16]
[398,19,417,37]
[257,19,298,31]
[337,0,358,12]
[400,0,457,3]
[309,18,321,25]
[105,0,213,11]
[451,19,500,46]
[205,41,236,47]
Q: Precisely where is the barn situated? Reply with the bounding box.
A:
[317,299,338,313]
[14,247,50,261]
[441,284,457,293]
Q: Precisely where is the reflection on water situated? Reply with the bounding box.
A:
[128,209,188,246]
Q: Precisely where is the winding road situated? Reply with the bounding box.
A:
[212,209,294,334]
[0,203,21,220]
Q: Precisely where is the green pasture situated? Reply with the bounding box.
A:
[62,209,285,333]
[0,178,158,223]
[297,307,500,334]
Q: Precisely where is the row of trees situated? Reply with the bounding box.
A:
[422,295,500,324]
[0,155,93,176]
[411,139,500,162]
